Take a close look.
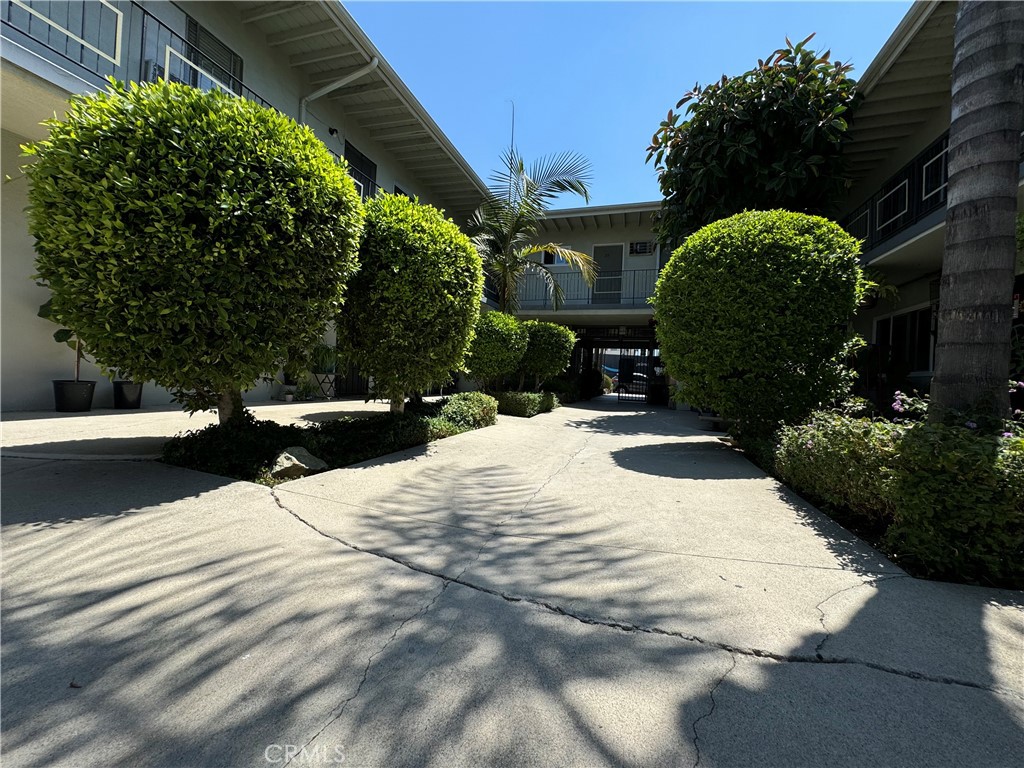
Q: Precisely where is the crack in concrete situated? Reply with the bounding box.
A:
[283,575,451,767]
[813,574,910,656]
[268,487,1020,703]
[691,652,737,768]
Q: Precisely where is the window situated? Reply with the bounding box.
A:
[345,141,378,199]
[394,185,410,198]
[629,241,655,256]
[876,306,934,374]
[542,250,567,266]
[186,18,243,95]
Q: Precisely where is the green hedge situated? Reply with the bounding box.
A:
[494,391,560,418]
[776,412,902,529]
[654,210,864,439]
[162,392,498,482]
[883,422,1024,587]
[775,411,1024,588]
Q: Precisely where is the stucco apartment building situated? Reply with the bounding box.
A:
[1,0,486,411]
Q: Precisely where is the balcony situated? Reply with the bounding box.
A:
[2,0,374,194]
[841,132,949,257]
[518,269,657,311]
[3,0,272,106]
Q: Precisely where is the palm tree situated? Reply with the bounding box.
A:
[930,1,1024,420]
[470,148,596,313]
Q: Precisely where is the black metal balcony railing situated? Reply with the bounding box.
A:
[3,0,374,194]
[519,269,658,310]
[841,132,949,254]
[3,0,272,107]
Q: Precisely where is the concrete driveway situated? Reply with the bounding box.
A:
[2,398,1022,767]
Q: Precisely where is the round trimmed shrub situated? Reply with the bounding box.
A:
[465,311,527,389]
[24,80,363,419]
[520,321,577,390]
[336,194,483,413]
[653,210,864,438]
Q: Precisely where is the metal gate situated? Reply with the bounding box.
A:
[333,361,369,397]
[616,348,651,402]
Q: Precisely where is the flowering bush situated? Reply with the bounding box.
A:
[775,411,902,528]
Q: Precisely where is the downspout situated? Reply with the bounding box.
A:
[299,56,379,125]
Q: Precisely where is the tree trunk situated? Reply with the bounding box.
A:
[930,0,1024,421]
[390,395,405,414]
[217,386,244,425]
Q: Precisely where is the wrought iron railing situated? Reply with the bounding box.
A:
[3,0,271,107]
[518,268,658,310]
[841,132,949,254]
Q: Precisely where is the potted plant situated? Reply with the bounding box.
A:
[39,299,95,412]
[112,376,144,409]
[309,342,338,399]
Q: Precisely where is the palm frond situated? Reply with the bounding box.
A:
[522,243,597,285]
[527,152,593,204]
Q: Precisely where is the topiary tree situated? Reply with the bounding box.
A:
[23,79,363,423]
[518,320,577,391]
[653,209,865,440]
[647,35,859,244]
[464,311,527,391]
[336,194,483,413]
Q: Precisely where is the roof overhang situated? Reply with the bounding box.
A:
[844,1,954,201]
[238,1,487,223]
[537,201,661,235]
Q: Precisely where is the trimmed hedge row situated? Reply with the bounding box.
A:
[776,412,1024,588]
[162,393,498,482]
[493,391,560,418]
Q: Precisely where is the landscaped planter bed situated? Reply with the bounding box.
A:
[161,393,497,484]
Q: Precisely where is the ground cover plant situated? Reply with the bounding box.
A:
[24,79,363,423]
[775,392,1024,588]
[337,194,483,413]
[162,393,498,483]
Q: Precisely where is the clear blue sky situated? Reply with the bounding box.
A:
[346,1,915,208]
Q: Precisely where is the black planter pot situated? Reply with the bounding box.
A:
[113,381,143,409]
[53,380,96,412]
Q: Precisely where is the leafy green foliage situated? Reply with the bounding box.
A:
[161,410,308,481]
[162,395,498,482]
[884,423,1023,588]
[647,36,859,242]
[24,79,363,413]
[464,311,528,388]
[437,392,498,429]
[470,149,595,312]
[772,408,1024,588]
[543,373,581,403]
[337,194,482,408]
[520,321,577,389]
[494,391,560,418]
[654,210,865,439]
[776,411,902,528]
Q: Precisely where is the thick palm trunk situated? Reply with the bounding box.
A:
[931,0,1024,420]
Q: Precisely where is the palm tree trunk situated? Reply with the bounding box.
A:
[930,0,1024,420]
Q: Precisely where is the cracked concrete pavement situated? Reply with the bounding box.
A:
[2,398,1022,767]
